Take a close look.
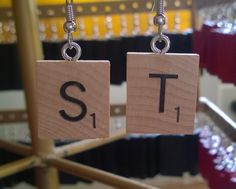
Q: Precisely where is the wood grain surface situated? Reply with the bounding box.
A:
[37,60,110,139]
[127,53,199,134]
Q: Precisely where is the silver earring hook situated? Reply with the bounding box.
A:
[62,0,82,61]
[150,0,170,54]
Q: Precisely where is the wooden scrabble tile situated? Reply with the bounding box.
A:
[37,60,110,139]
[127,53,199,134]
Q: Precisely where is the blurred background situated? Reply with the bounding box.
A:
[0,0,236,189]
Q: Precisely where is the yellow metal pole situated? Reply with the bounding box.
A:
[12,0,59,188]
[0,156,39,179]
[0,139,32,156]
[56,132,126,157]
[48,158,159,189]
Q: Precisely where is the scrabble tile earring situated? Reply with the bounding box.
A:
[37,0,110,139]
[126,0,199,135]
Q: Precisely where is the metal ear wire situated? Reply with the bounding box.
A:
[150,0,170,54]
[61,0,82,61]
